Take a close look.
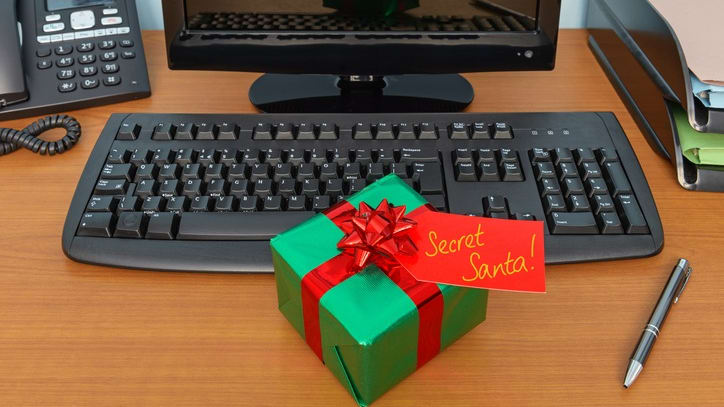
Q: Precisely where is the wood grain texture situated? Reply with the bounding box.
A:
[1,30,723,406]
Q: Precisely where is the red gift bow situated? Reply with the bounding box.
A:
[300,199,444,367]
[333,199,418,272]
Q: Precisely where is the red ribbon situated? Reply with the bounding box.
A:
[301,200,444,368]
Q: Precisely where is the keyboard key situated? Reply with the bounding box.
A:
[413,162,443,193]
[101,163,133,181]
[400,148,438,163]
[313,195,331,211]
[568,194,591,212]
[453,149,473,164]
[142,196,166,212]
[77,212,115,237]
[145,213,179,239]
[253,123,273,140]
[217,123,239,140]
[197,123,219,140]
[118,196,140,212]
[159,180,181,197]
[107,148,129,164]
[254,179,273,198]
[585,178,608,197]
[177,212,314,240]
[206,179,228,196]
[375,122,394,139]
[158,164,181,180]
[183,179,203,197]
[616,194,649,234]
[114,212,148,238]
[579,161,603,181]
[514,213,536,221]
[366,163,385,182]
[287,195,307,211]
[298,122,316,139]
[529,148,550,163]
[455,163,477,181]
[134,163,158,182]
[181,163,202,181]
[275,123,294,140]
[602,162,633,197]
[548,212,598,234]
[250,163,271,182]
[325,179,344,198]
[86,196,117,212]
[135,180,158,199]
[353,149,373,166]
[492,122,512,139]
[597,212,624,234]
[484,195,507,214]
[501,162,524,182]
[353,123,373,139]
[347,178,367,194]
[544,194,566,214]
[471,122,489,139]
[229,179,250,197]
[191,196,212,212]
[593,194,615,214]
[318,123,337,139]
[538,178,561,197]
[263,195,283,211]
[552,147,574,164]
[418,122,438,139]
[449,122,469,139]
[94,179,128,195]
[165,196,188,213]
[176,123,198,140]
[534,162,556,180]
[397,123,416,139]
[477,149,496,164]
[573,148,596,165]
[596,148,619,164]
[214,196,235,212]
[118,123,141,140]
[302,179,320,197]
[479,162,499,181]
[557,162,578,180]
[562,177,584,197]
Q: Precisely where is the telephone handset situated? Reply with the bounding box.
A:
[0,0,150,122]
[0,0,29,107]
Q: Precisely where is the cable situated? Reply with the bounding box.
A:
[0,114,81,156]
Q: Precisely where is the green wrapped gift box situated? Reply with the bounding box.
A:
[271,175,488,406]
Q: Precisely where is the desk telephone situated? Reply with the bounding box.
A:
[0,0,150,122]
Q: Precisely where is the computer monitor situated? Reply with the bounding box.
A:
[161,0,561,112]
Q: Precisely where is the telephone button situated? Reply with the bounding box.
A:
[57,57,74,68]
[58,69,76,80]
[120,39,134,48]
[101,51,118,62]
[58,82,77,93]
[103,76,121,86]
[102,63,119,74]
[70,10,96,30]
[103,8,119,15]
[55,45,73,55]
[36,48,52,58]
[121,51,136,59]
[37,60,53,70]
[99,40,116,50]
[37,36,51,44]
[75,30,94,40]
[43,22,65,33]
[45,14,62,22]
[81,79,100,89]
[80,66,98,76]
[101,17,123,26]
[78,42,95,52]
[79,54,96,64]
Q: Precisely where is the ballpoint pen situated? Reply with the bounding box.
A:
[623,258,692,388]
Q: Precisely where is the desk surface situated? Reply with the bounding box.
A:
[1,30,723,406]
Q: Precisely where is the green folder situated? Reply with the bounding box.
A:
[674,105,724,166]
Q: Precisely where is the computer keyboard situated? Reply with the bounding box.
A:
[187,13,535,33]
[62,112,663,272]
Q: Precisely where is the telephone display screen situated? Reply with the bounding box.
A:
[47,0,115,11]
[183,0,538,32]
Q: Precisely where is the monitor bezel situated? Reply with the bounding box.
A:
[162,0,561,75]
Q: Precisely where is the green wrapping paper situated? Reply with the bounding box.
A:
[323,0,420,17]
[271,175,488,406]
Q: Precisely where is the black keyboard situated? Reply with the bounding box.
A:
[62,112,663,272]
[187,13,534,33]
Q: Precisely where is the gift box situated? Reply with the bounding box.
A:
[271,175,488,406]
[323,0,420,17]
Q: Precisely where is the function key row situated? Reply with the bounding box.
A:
[116,120,529,141]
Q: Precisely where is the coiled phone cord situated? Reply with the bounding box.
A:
[0,114,81,156]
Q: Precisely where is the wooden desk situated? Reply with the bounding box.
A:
[1,30,723,406]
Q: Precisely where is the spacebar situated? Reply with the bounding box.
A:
[177,212,315,240]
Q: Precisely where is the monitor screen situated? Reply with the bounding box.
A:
[183,0,538,32]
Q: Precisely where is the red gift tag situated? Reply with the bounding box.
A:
[399,211,546,293]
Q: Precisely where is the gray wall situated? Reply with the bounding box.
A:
[137,0,590,29]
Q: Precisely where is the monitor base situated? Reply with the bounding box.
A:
[249,74,474,113]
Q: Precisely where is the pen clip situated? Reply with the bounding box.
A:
[674,264,692,304]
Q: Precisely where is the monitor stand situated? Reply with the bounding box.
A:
[249,74,474,113]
